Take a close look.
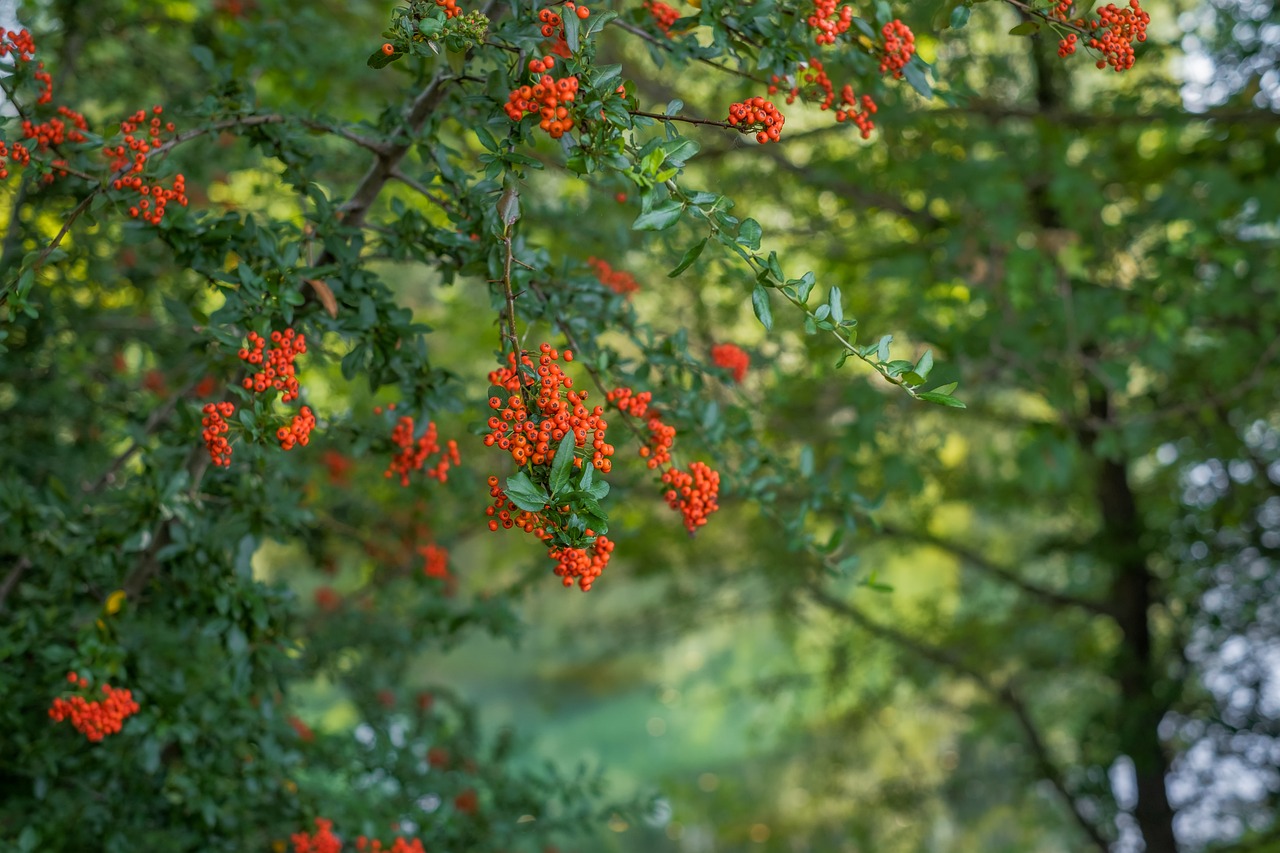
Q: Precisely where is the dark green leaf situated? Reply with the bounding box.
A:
[668,238,707,277]
[752,284,773,331]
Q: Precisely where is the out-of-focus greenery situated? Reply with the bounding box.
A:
[1,0,1278,851]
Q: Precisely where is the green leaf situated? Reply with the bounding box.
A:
[930,381,958,396]
[564,9,581,52]
[949,4,970,28]
[633,201,684,231]
[790,272,816,303]
[876,334,893,363]
[752,284,773,331]
[367,49,399,69]
[917,391,967,408]
[549,433,576,496]
[915,349,934,380]
[504,472,549,513]
[579,462,594,492]
[738,218,762,250]
[901,62,932,99]
[1008,21,1040,34]
[827,286,843,325]
[669,238,707,277]
[659,137,700,164]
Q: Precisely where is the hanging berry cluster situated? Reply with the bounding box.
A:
[879,19,916,78]
[1089,0,1149,71]
[484,345,613,472]
[48,672,140,742]
[419,543,451,579]
[808,0,852,45]
[728,97,785,145]
[662,461,721,534]
[770,58,835,110]
[385,412,461,486]
[279,407,317,451]
[240,328,307,401]
[202,401,237,467]
[711,343,750,383]
[644,0,682,36]
[0,29,88,183]
[504,56,580,139]
[587,257,641,296]
[104,107,188,226]
[292,818,342,853]
[606,387,675,468]
[834,85,877,138]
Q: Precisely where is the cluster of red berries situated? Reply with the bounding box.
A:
[1089,0,1149,71]
[323,450,353,485]
[547,534,614,591]
[808,0,852,44]
[504,62,581,139]
[385,413,460,486]
[770,58,835,110]
[240,328,307,401]
[1058,33,1079,57]
[587,257,640,296]
[21,106,88,151]
[484,345,615,473]
[419,543,451,579]
[314,586,341,612]
[606,387,675,468]
[0,31,86,183]
[292,818,342,853]
[662,461,721,533]
[436,0,463,18]
[202,401,237,467]
[879,19,915,77]
[644,0,682,35]
[728,97,785,145]
[104,107,188,226]
[356,838,426,853]
[536,0,590,39]
[834,86,877,138]
[278,406,316,450]
[48,672,140,742]
[711,343,750,383]
[0,27,36,62]
[0,140,29,181]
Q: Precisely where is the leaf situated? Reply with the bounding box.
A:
[949,4,971,27]
[790,271,816,303]
[367,49,399,69]
[504,472,549,513]
[915,349,934,380]
[564,8,581,52]
[668,238,707,277]
[752,284,773,331]
[1008,21,1040,34]
[930,381,958,396]
[497,185,521,226]
[549,433,576,496]
[305,279,338,318]
[876,334,893,363]
[579,462,595,492]
[633,200,683,231]
[901,62,932,99]
[104,590,126,616]
[917,391,967,408]
[738,218,762,250]
[659,137,700,164]
[827,286,843,325]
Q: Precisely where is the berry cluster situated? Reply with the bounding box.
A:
[606,387,675,468]
[1089,0,1149,71]
[644,0,682,35]
[314,586,342,611]
[419,543,450,579]
[240,328,307,401]
[0,30,87,183]
[504,63,580,139]
[104,107,188,226]
[587,257,641,296]
[278,406,316,450]
[879,19,915,78]
[728,97,785,145]
[484,345,614,473]
[808,0,852,44]
[202,401,237,467]
[662,461,721,533]
[547,534,614,591]
[711,343,750,383]
[292,818,342,853]
[0,28,36,62]
[834,86,877,138]
[770,58,834,110]
[48,672,140,742]
[436,0,463,18]
[385,414,460,486]
[356,838,426,853]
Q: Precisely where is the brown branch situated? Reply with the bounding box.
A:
[805,580,1112,852]
[630,109,734,130]
[0,557,31,610]
[878,524,1116,618]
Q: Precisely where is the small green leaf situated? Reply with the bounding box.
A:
[916,349,934,380]
[827,286,843,325]
[949,5,970,28]
[564,9,581,52]
[633,201,684,231]
[752,284,773,331]
[549,433,576,496]
[504,472,550,512]
[738,218,762,250]
[917,391,967,408]
[579,462,594,492]
[367,49,399,68]
[1008,21,1040,34]
[930,381,958,395]
[876,334,893,363]
[668,238,707,277]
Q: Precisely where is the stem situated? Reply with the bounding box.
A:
[629,109,735,130]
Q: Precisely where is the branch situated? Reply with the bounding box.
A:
[877,524,1116,618]
[0,557,31,610]
[804,580,1112,852]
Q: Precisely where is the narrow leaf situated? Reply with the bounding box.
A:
[752,284,773,331]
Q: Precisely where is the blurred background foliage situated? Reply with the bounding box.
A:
[1,0,1278,850]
